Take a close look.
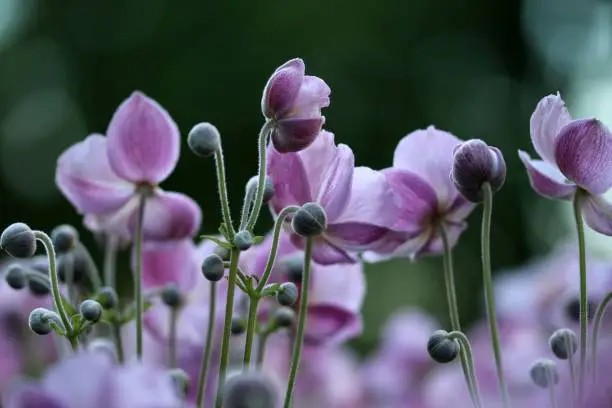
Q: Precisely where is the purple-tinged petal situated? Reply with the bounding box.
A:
[415,220,466,258]
[445,193,476,223]
[56,134,133,214]
[529,93,572,164]
[290,234,355,265]
[554,118,612,194]
[267,145,312,215]
[327,222,408,253]
[114,363,181,408]
[140,239,199,291]
[304,305,362,346]
[3,381,64,408]
[315,144,354,221]
[261,58,305,119]
[289,75,331,119]
[518,150,576,200]
[580,194,612,236]
[272,117,325,153]
[106,91,180,184]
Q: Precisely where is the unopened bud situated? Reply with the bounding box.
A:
[0,223,36,258]
[80,299,103,323]
[97,287,119,309]
[427,330,459,363]
[27,273,51,297]
[231,316,246,335]
[530,359,559,388]
[5,264,26,290]
[187,122,221,157]
[202,254,225,282]
[223,370,279,408]
[271,307,296,328]
[282,255,303,283]
[233,230,254,251]
[50,224,79,254]
[276,282,298,306]
[161,283,183,309]
[291,202,326,237]
[29,308,62,335]
[549,328,577,360]
[57,250,89,284]
[247,175,275,204]
[564,297,596,323]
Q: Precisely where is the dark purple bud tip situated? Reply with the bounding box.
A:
[276,282,298,306]
[202,254,225,282]
[233,230,254,251]
[247,175,276,204]
[161,283,183,309]
[0,223,36,258]
[50,224,79,254]
[451,139,506,203]
[223,370,279,408]
[427,330,459,364]
[530,359,559,388]
[271,306,296,328]
[29,307,61,335]
[292,202,327,237]
[5,264,26,290]
[231,316,246,335]
[27,273,50,297]
[549,328,577,360]
[168,368,190,398]
[564,297,596,323]
[97,287,119,309]
[79,299,103,323]
[187,122,221,158]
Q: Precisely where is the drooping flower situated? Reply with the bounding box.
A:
[56,91,201,241]
[519,93,612,235]
[262,58,331,153]
[364,126,476,261]
[267,130,405,264]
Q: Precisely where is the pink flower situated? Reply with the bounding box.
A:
[262,58,331,153]
[519,93,612,235]
[364,126,476,261]
[267,130,405,264]
[56,91,201,241]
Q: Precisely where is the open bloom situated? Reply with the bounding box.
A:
[364,126,476,261]
[267,130,405,264]
[519,93,612,235]
[262,58,330,153]
[56,91,201,241]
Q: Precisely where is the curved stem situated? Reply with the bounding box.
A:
[103,236,118,288]
[196,282,217,408]
[447,331,483,408]
[242,295,260,368]
[246,121,274,232]
[215,248,241,408]
[256,332,269,367]
[134,193,147,360]
[214,143,236,240]
[33,231,76,349]
[283,237,313,408]
[169,308,178,368]
[239,182,257,231]
[74,241,102,292]
[591,291,612,383]
[481,182,510,408]
[572,190,588,401]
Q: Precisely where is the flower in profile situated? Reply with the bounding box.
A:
[267,130,405,264]
[262,58,330,153]
[56,91,201,241]
[364,126,476,261]
[519,93,612,235]
[2,352,181,407]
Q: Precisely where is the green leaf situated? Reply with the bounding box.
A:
[119,301,154,325]
[59,294,78,316]
[252,235,265,245]
[200,235,232,249]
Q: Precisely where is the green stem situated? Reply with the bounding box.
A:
[112,321,124,364]
[572,190,588,401]
[256,332,269,367]
[447,331,483,408]
[547,371,558,408]
[568,337,577,404]
[246,121,274,232]
[74,241,102,292]
[196,282,217,407]
[64,253,76,305]
[104,236,118,288]
[214,144,236,240]
[481,182,510,408]
[591,291,612,383]
[169,308,178,368]
[33,231,75,350]
[242,295,260,368]
[215,248,241,408]
[283,237,313,408]
[239,181,257,231]
[134,193,147,360]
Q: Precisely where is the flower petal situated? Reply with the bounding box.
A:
[140,239,199,291]
[518,150,576,200]
[272,117,325,153]
[55,134,133,214]
[290,234,355,265]
[261,58,305,119]
[392,126,462,207]
[290,75,331,119]
[529,93,572,164]
[304,305,362,346]
[554,118,612,194]
[106,91,180,184]
[315,144,354,221]
[415,220,466,258]
[267,145,312,215]
[3,381,63,408]
[580,194,612,236]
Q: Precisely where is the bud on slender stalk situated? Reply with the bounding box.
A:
[233,230,254,251]
[271,307,296,328]
[5,264,26,290]
[276,282,298,306]
[427,330,459,363]
[530,359,559,388]
[247,175,276,204]
[202,254,225,282]
[549,328,577,360]
[161,283,183,309]
[292,202,327,237]
[231,316,246,335]
[50,224,79,254]
[0,223,36,258]
[223,370,279,408]
[187,122,221,157]
[80,299,103,323]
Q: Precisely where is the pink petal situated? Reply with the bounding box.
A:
[106,91,180,184]
[309,259,365,311]
[290,234,355,265]
[518,150,576,200]
[140,239,199,291]
[554,118,612,194]
[445,194,477,223]
[529,93,572,164]
[580,194,612,236]
[415,220,466,258]
[55,134,133,214]
[289,75,331,119]
[3,381,63,408]
[272,117,324,153]
[267,145,312,215]
[304,305,362,346]
[261,58,305,119]
[393,126,462,207]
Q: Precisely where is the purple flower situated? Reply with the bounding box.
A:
[56,91,201,241]
[364,126,476,261]
[240,231,366,346]
[2,352,181,408]
[519,93,612,235]
[262,58,331,153]
[267,130,405,264]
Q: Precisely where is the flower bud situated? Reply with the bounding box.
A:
[0,223,36,258]
[57,250,89,284]
[29,308,61,335]
[27,273,51,297]
[247,175,275,204]
[50,224,79,254]
[80,299,103,323]
[231,316,246,335]
[161,283,183,309]
[549,328,577,360]
[214,245,230,261]
[88,338,117,362]
[564,297,596,323]
[427,330,459,363]
[201,254,225,282]
[276,282,298,306]
[233,230,254,251]
[187,122,221,157]
[451,139,506,203]
[97,287,119,309]
[291,202,327,237]
[530,359,559,388]
[271,307,296,328]
[223,370,279,408]
[281,255,303,283]
[168,368,190,398]
[5,264,26,290]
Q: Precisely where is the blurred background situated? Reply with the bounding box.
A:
[1,0,612,354]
